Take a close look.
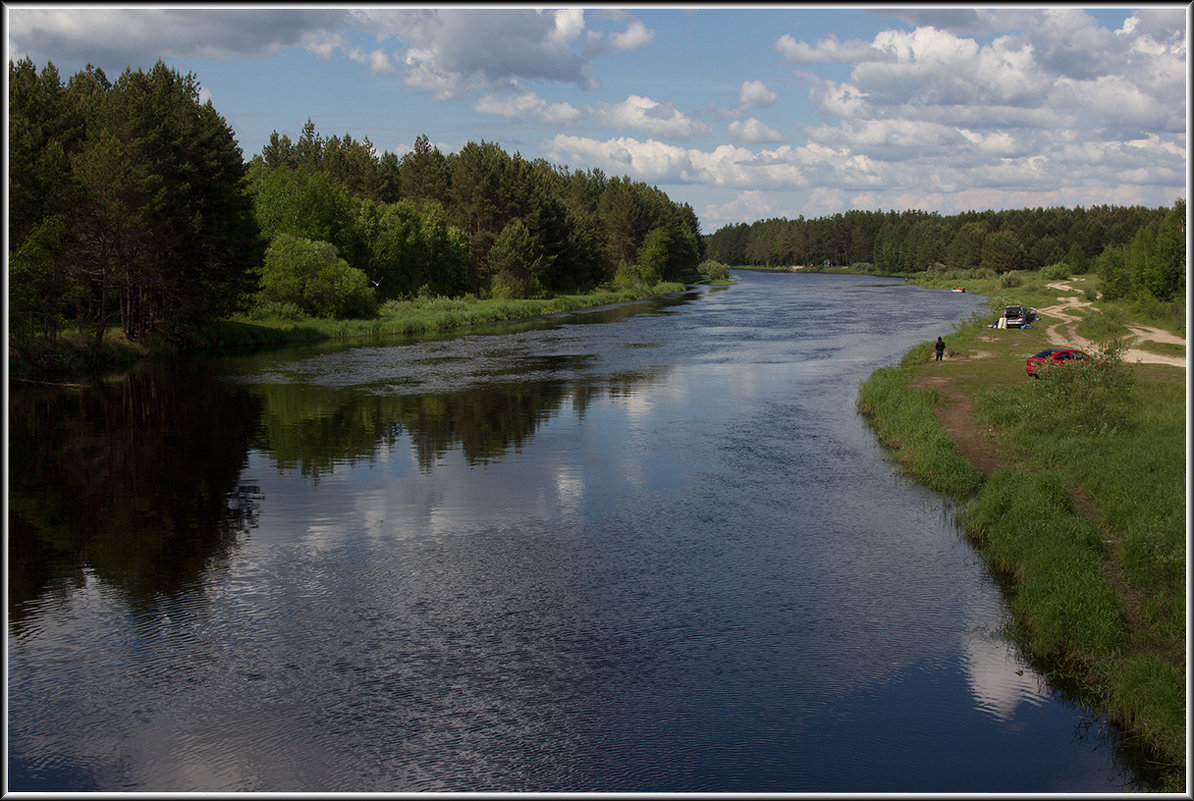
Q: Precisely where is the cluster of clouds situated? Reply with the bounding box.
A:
[7,5,1186,223]
[533,7,1185,219]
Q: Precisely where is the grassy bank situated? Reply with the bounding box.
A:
[857,274,1185,790]
[9,282,689,377]
[206,282,690,348]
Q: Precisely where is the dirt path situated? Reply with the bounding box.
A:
[1038,281,1186,367]
[910,283,1182,677]
[912,280,1185,476]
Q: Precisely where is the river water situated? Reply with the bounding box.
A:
[8,271,1141,792]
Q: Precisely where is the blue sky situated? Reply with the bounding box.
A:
[6,4,1188,233]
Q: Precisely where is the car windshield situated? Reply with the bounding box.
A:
[1033,349,1056,358]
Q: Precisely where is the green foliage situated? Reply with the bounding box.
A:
[1108,655,1186,770]
[1017,340,1135,434]
[946,221,988,270]
[355,198,469,299]
[633,226,671,285]
[253,119,399,201]
[9,58,263,347]
[981,229,1024,273]
[1093,198,1185,303]
[998,271,1023,288]
[1095,244,1132,300]
[397,133,450,207]
[964,467,1126,663]
[1074,307,1129,340]
[8,214,73,342]
[1150,198,1185,301]
[257,234,377,319]
[1039,261,1070,280]
[245,301,306,322]
[862,267,1185,782]
[1065,242,1090,274]
[705,203,1172,278]
[487,218,548,299]
[697,259,732,282]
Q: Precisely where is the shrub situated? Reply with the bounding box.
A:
[633,227,670,285]
[1040,261,1071,280]
[1076,307,1130,340]
[612,262,644,291]
[698,259,732,282]
[247,301,306,322]
[1022,339,1134,434]
[998,271,1023,288]
[256,233,378,319]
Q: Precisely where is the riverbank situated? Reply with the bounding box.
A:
[8,281,690,379]
[857,273,1186,791]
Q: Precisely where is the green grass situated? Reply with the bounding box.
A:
[11,282,690,374]
[964,467,1127,664]
[1075,307,1132,340]
[199,283,688,350]
[1132,340,1186,358]
[858,271,1186,789]
[856,365,985,498]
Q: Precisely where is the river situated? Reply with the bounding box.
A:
[7,270,1142,792]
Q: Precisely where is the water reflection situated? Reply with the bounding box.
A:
[8,364,262,630]
[248,368,667,478]
[961,622,1050,722]
[8,274,1147,792]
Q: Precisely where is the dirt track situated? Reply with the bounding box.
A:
[1038,281,1186,367]
[911,282,1185,478]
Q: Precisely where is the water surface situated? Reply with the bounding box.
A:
[8,271,1139,792]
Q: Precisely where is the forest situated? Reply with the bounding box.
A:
[8,57,1185,359]
[704,201,1185,303]
[8,58,703,350]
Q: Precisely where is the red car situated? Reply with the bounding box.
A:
[1026,347,1091,377]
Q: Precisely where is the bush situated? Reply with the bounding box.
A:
[256,233,378,319]
[1040,261,1071,280]
[247,301,306,322]
[612,262,643,291]
[1022,339,1135,434]
[1076,307,1130,340]
[998,271,1023,288]
[697,259,732,282]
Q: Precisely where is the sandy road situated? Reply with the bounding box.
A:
[1035,281,1186,368]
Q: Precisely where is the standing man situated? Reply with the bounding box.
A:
[935,336,946,361]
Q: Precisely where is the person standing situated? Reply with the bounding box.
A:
[935,336,946,361]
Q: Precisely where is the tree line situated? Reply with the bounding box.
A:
[9,58,261,347]
[245,126,703,316]
[10,56,1182,356]
[8,58,705,349]
[704,202,1185,302]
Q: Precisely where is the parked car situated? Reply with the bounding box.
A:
[1026,347,1091,377]
[1002,305,1039,328]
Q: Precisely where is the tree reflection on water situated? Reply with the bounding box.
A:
[8,363,263,627]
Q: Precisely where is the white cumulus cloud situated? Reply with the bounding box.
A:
[729,117,785,144]
[737,80,777,110]
[591,95,711,139]
[472,91,584,125]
